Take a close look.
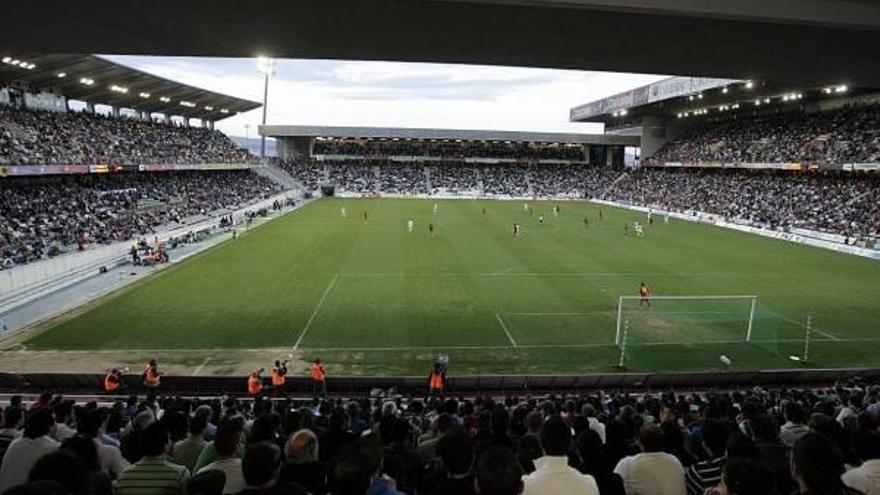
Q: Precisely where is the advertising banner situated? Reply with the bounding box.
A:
[23,92,66,113]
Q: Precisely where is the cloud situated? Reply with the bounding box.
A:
[101,55,667,137]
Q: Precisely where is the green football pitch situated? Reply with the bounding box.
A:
[21,198,880,376]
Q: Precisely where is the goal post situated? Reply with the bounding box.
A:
[615,295,759,347]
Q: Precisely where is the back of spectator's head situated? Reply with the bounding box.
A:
[189,411,209,437]
[4,481,69,495]
[783,401,805,424]
[726,431,760,460]
[285,429,318,462]
[390,417,410,445]
[434,413,453,434]
[637,423,664,453]
[24,408,55,439]
[60,435,100,471]
[328,445,372,495]
[721,458,776,495]
[476,446,523,495]
[853,428,880,463]
[214,415,244,458]
[185,470,226,495]
[701,419,730,458]
[525,411,543,435]
[492,408,510,437]
[575,429,604,464]
[3,405,23,429]
[750,415,779,442]
[75,408,106,438]
[29,450,89,495]
[53,401,73,424]
[437,426,474,476]
[242,442,281,489]
[791,433,846,494]
[141,421,170,457]
[539,416,572,456]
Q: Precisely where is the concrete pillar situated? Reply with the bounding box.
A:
[111,106,120,118]
[278,136,314,160]
[163,114,171,125]
[84,102,95,113]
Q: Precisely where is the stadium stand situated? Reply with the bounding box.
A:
[0,382,878,495]
[0,171,283,268]
[651,103,880,165]
[0,106,259,165]
[313,138,586,160]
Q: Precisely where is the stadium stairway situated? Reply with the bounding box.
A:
[255,163,306,192]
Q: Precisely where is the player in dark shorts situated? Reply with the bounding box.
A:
[583,216,589,229]
[513,223,521,237]
[599,209,603,220]
[624,223,629,235]
[639,282,651,308]
[428,223,435,237]
[363,210,368,223]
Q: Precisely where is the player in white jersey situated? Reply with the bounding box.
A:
[553,205,559,217]
[433,202,438,214]
[647,209,653,222]
[523,203,529,212]
[340,206,347,218]
[634,222,644,237]
[664,213,670,224]
[407,218,414,233]
[538,214,544,225]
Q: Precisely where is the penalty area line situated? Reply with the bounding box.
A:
[293,273,340,351]
[495,313,517,347]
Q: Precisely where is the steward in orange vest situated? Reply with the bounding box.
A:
[142,359,161,402]
[270,360,288,396]
[104,369,123,393]
[428,363,446,397]
[310,358,326,399]
[248,369,264,397]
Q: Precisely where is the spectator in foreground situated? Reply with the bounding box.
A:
[328,445,372,495]
[576,429,625,495]
[422,426,477,495]
[77,408,130,479]
[115,422,190,495]
[790,433,861,495]
[522,416,599,495]
[196,415,244,494]
[709,458,776,495]
[477,446,523,495]
[0,408,59,494]
[614,423,686,495]
[280,429,326,495]
[240,442,304,495]
[28,450,91,495]
[780,402,809,448]
[686,419,729,495]
[842,429,880,495]
[173,412,209,472]
[0,405,24,460]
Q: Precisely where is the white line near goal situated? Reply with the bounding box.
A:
[495,313,517,347]
[293,273,339,351]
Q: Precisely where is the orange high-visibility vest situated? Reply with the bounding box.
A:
[271,367,285,386]
[104,374,120,392]
[248,375,262,396]
[310,364,325,382]
[429,371,443,390]
[144,365,160,385]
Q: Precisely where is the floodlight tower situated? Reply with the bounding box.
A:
[257,56,276,158]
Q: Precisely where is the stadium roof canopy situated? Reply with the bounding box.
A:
[569,76,880,123]
[0,53,260,121]
[3,0,880,89]
[260,125,639,146]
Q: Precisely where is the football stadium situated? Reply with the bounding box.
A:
[1,2,880,494]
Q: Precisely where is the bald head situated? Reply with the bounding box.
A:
[286,428,318,462]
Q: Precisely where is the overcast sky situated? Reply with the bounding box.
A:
[104,55,667,138]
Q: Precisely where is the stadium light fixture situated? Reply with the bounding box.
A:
[732,104,740,109]
[721,87,728,94]
[835,85,848,93]
[179,100,196,107]
[754,99,761,106]
[220,108,229,114]
[688,95,694,101]
[1,57,9,64]
[204,106,214,111]
[27,63,36,70]
[764,97,771,103]
[79,77,94,86]
[9,59,20,66]
[56,72,66,78]
[256,55,276,158]
[822,87,833,94]
[109,85,128,94]
[744,81,754,89]
[697,93,703,99]
[159,96,171,102]
[139,92,150,98]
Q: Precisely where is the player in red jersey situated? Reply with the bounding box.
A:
[639,282,651,308]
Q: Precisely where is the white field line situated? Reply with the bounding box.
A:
[495,313,517,347]
[293,273,340,351]
[340,272,743,278]
[12,337,880,355]
[191,357,212,376]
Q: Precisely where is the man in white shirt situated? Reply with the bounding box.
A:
[78,408,130,478]
[198,415,245,494]
[843,430,880,495]
[779,402,809,449]
[614,423,686,495]
[522,416,599,495]
[0,409,59,494]
[582,404,606,444]
[52,401,77,442]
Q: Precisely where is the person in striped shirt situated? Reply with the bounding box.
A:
[686,419,729,495]
[115,422,189,495]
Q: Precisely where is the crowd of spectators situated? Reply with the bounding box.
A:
[312,139,586,161]
[481,165,531,197]
[653,104,880,165]
[1,380,880,495]
[0,106,258,166]
[603,168,880,242]
[0,171,283,269]
[429,165,479,194]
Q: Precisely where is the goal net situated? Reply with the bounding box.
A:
[615,295,781,369]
